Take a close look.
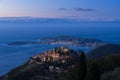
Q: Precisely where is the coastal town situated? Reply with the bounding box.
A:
[40,36,105,47]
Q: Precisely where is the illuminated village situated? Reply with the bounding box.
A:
[28,46,79,74]
[31,46,69,62]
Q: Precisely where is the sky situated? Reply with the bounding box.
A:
[0,0,120,20]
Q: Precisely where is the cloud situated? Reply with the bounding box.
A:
[58,7,96,12]
[58,8,67,11]
[74,8,95,12]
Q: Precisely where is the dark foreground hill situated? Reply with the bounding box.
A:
[87,44,120,59]
[91,54,120,80]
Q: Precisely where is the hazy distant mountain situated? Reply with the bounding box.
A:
[0,17,120,23]
[0,17,80,23]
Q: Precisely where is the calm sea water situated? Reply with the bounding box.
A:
[0,21,120,76]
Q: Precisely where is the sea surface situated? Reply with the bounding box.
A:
[0,21,120,76]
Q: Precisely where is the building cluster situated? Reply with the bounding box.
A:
[49,65,61,73]
[27,46,79,80]
[30,46,70,64]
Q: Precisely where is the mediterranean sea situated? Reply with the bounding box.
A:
[0,21,120,76]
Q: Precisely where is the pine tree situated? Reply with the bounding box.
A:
[76,51,87,80]
[86,60,101,80]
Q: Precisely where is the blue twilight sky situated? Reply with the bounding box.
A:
[0,0,120,20]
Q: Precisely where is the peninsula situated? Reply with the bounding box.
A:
[8,36,105,47]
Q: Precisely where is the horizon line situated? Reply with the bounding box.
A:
[0,16,120,22]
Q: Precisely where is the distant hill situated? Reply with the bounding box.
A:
[0,17,120,23]
[87,44,120,59]
[0,17,82,23]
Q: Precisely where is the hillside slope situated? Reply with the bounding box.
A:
[1,45,120,80]
[0,47,81,80]
[87,44,120,59]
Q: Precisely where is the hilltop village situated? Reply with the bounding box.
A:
[31,47,70,63]
[28,46,79,74]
